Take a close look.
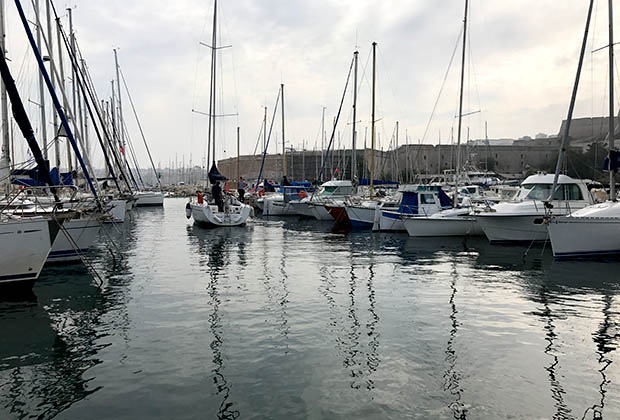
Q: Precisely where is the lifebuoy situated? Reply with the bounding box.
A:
[258,190,266,197]
[299,190,307,199]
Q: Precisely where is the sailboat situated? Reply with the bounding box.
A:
[546,0,620,257]
[188,0,251,227]
[402,0,483,238]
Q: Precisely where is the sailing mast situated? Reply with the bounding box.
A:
[210,0,218,173]
[0,0,10,191]
[608,0,615,201]
[281,83,286,178]
[45,0,60,169]
[549,0,595,200]
[352,50,358,181]
[370,41,376,198]
[35,0,48,159]
[453,0,468,208]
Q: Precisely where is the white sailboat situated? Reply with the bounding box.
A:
[547,0,620,257]
[189,0,251,228]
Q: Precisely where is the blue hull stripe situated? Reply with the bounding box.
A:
[0,272,37,282]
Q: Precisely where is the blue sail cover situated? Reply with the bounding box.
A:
[12,166,73,187]
[437,187,452,208]
[398,191,419,214]
[359,179,399,186]
[603,150,620,171]
[208,162,226,184]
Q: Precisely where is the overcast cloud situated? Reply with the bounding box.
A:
[4,0,620,169]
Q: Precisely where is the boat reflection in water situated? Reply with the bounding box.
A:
[0,218,137,420]
[186,226,249,420]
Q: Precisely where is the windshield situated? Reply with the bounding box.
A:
[519,183,584,201]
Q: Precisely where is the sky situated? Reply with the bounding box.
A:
[4,0,620,170]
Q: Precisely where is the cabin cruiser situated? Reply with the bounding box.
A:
[403,198,483,237]
[260,185,312,216]
[375,185,452,231]
[475,173,594,243]
[287,180,355,220]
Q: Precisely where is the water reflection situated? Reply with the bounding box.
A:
[0,267,113,419]
[582,294,617,420]
[443,261,468,420]
[187,226,242,420]
[532,286,573,420]
[318,247,382,391]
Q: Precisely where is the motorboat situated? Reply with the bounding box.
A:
[475,173,593,243]
[375,185,452,231]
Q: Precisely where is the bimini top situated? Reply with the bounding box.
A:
[521,173,582,185]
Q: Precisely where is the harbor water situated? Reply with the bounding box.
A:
[1,198,619,420]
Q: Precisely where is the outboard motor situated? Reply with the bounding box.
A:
[185,202,192,219]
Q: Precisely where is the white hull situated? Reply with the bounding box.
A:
[191,202,251,227]
[345,204,376,228]
[105,199,127,223]
[404,216,483,237]
[547,202,620,257]
[288,201,314,217]
[48,216,102,263]
[262,197,300,217]
[0,218,57,287]
[308,203,333,220]
[135,192,164,207]
[376,210,405,231]
[476,214,548,243]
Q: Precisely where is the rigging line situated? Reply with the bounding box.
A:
[421,27,463,145]
[119,67,162,190]
[68,31,128,191]
[254,86,282,189]
[312,55,355,199]
[120,116,145,189]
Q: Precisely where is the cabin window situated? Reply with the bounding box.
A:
[522,183,583,200]
[420,194,436,204]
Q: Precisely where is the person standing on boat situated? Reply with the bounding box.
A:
[282,175,291,186]
[212,181,224,212]
[238,177,247,202]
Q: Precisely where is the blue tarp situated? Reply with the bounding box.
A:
[358,178,399,186]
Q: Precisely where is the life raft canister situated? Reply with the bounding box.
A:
[258,189,266,197]
[185,202,192,219]
[299,190,307,199]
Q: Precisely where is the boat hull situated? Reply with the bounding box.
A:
[345,204,376,229]
[325,204,349,225]
[105,199,127,223]
[135,192,164,207]
[476,214,548,243]
[308,203,333,220]
[377,210,405,231]
[548,216,620,257]
[404,216,483,237]
[48,216,102,263]
[0,218,58,289]
[191,202,251,227]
